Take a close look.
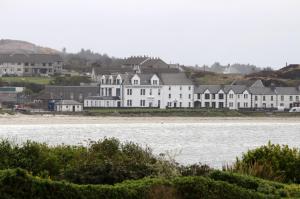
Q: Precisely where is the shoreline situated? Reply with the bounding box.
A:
[1,114,300,125]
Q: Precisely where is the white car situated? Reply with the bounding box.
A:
[289,107,300,112]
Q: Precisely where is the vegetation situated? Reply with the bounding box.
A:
[0,139,299,198]
[49,75,91,86]
[0,76,52,85]
[228,142,300,184]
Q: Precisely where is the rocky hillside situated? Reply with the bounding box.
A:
[0,39,59,54]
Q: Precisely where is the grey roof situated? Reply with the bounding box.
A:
[55,100,82,105]
[159,73,193,85]
[275,87,300,95]
[85,96,120,100]
[223,85,248,94]
[194,85,223,94]
[249,87,275,95]
[93,66,134,75]
[0,54,63,64]
[122,56,148,65]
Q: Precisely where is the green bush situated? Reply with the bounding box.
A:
[0,169,278,199]
[0,138,177,184]
[231,142,300,183]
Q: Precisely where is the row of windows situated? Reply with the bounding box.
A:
[101,79,122,85]
[127,89,191,98]
[199,94,300,102]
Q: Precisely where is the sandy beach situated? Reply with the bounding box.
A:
[1,114,300,125]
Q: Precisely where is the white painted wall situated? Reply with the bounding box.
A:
[55,104,83,112]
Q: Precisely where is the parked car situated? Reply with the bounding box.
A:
[289,107,300,112]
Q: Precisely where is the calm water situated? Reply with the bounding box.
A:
[0,122,299,168]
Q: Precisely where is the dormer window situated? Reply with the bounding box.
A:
[134,80,139,85]
[101,79,105,84]
[153,80,158,85]
[116,79,120,85]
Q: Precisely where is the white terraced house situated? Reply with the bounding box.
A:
[84,73,194,109]
[194,80,300,110]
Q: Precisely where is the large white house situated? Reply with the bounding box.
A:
[84,73,194,109]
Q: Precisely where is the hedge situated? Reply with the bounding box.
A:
[0,169,278,199]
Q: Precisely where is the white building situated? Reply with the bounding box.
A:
[194,80,300,110]
[84,72,194,109]
[55,100,83,112]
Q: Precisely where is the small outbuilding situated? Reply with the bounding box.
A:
[55,100,83,112]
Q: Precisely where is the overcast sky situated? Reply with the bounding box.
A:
[1,0,299,68]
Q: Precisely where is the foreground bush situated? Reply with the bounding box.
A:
[0,169,279,199]
[0,138,178,184]
[230,142,300,183]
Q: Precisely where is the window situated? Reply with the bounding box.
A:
[127,100,132,107]
[263,96,266,101]
[188,102,191,107]
[237,94,240,99]
[169,86,171,90]
[116,88,121,97]
[229,94,233,99]
[229,102,233,107]
[180,94,182,99]
[188,86,191,90]
[133,80,139,85]
[140,100,145,107]
[180,86,182,90]
[101,79,105,84]
[212,94,216,99]
[150,89,152,95]
[263,103,266,108]
[255,96,258,101]
[297,96,299,101]
[158,89,161,95]
[219,93,224,100]
[188,94,191,99]
[116,79,120,85]
[219,102,224,108]
[271,96,274,101]
[43,63,46,66]
[180,102,182,107]
[127,89,132,95]
[244,94,248,99]
[140,89,146,95]
[205,94,210,99]
[158,100,160,107]
[152,80,158,85]
[169,94,171,99]
[237,102,240,108]
[205,102,210,108]
[108,88,112,96]
[290,96,293,101]
[197,94,201,99]
[244,103,248,108]
[280,103,284,107]
[281,96,284,101]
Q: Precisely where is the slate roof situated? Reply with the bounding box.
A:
[249,87,275,95]
[55,100,82,105]
[194,85,222,94]
[223,85,248,94]
[0,54,63,64]
[85,96,121,100]
[159,73,193,85]
[275,87,300,95]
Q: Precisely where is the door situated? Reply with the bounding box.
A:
[117,101,121,107]
[72,106,75,112]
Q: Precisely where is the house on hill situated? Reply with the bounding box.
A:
[0,53,63,76]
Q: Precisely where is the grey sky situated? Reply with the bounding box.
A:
[1,0,300,68]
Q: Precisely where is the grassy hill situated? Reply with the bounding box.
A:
[0,39,59,54]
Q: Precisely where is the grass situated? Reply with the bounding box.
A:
[0,76,53,85]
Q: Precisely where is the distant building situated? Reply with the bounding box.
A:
[0,87,24,104]
[85,72,194,109]
[91,56,181,78]
[55,100,83,112]
[194,80,300,110]
[0,54,63,76]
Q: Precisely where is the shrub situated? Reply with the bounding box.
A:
[231,142,300,183]
[0,169,278,199]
